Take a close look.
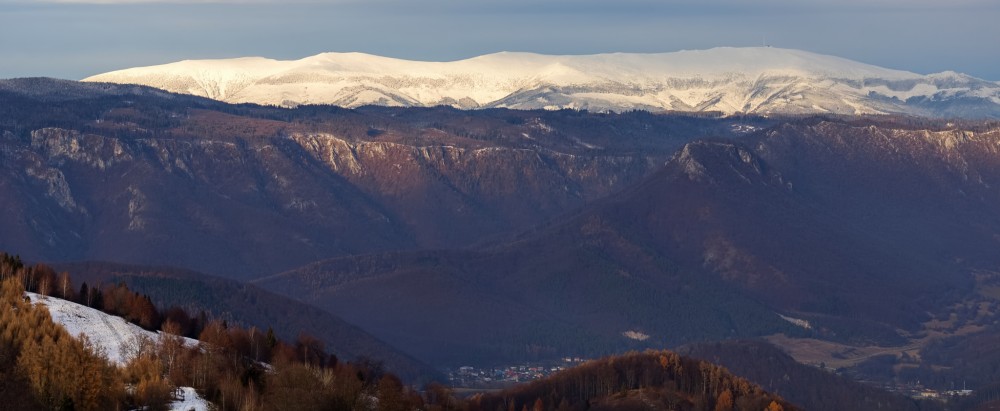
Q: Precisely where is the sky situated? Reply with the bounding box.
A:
[1,0,999,81]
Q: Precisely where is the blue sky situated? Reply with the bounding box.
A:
[2,0,999,80]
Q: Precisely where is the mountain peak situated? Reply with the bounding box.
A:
[82,48,1000,118]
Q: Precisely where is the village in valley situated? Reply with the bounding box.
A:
[447,357,590,388]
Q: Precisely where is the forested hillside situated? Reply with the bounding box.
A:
[56,260,437,381]
[1,252,427,410]
[471,350,798,411]
[0,276,122,410]
[681,340,945,411]
[1,252,802,411]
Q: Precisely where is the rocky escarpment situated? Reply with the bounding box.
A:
[1,126,662,279]
[287,132,652,246]
[4,80,751,279]
[2,78,776,279]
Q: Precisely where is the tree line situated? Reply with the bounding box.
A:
[467,350,797,411]
[0,252,430,411]
[681,340,945,411]
[2,252,800,411]
[0,274,122,411]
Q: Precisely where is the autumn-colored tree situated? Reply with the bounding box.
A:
[131,294,161,330]
[295,333,327,368]
[714,389,734,411]
[99,284,161,330]
[124,350,173,411]
[163,306,193,336]
[0,278,125,411]
[329,362,367,410]
[160,320,187,379]
[378,374,421,411]
[0,253,23,281]
[262,363,330,411]
[0,254,430,411]
[269,341,299,366]
[472,350,796,411]
[228,326,253,360]
[199,319,233,353]
[424,382,457,411]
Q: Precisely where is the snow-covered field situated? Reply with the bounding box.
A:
[26,293,209,411]
[27,292,197,365]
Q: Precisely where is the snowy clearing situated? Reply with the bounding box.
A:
[170,387,211,411]
[26,292,198,365]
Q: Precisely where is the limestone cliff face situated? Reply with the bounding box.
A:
[1,120,663,279]
[0,77,751,278]
[287,132,652,246]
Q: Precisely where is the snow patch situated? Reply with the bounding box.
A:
[622,330,650,341]
[730,124,760,134]
[170,387,210,411]
[778,313,812,330]
[27,293,197,365]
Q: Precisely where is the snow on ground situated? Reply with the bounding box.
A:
[778,313,813,330]
[26,293,209,410]
[170,387,211,411]
[26,292,197,365]
[622,330,651,341]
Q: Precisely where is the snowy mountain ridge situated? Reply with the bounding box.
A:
[84,47,1000,117]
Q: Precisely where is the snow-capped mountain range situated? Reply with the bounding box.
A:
[83,47,1000,118]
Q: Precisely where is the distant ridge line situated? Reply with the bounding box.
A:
[84,47,1000,119]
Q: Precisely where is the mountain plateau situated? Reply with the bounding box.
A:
[84,47,1000,118]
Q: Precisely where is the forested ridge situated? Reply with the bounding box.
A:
[1,252,796,410]
[50,260,438,382]
[681,340,946,411]
[470,350,797,411]
[0,252,426,410]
